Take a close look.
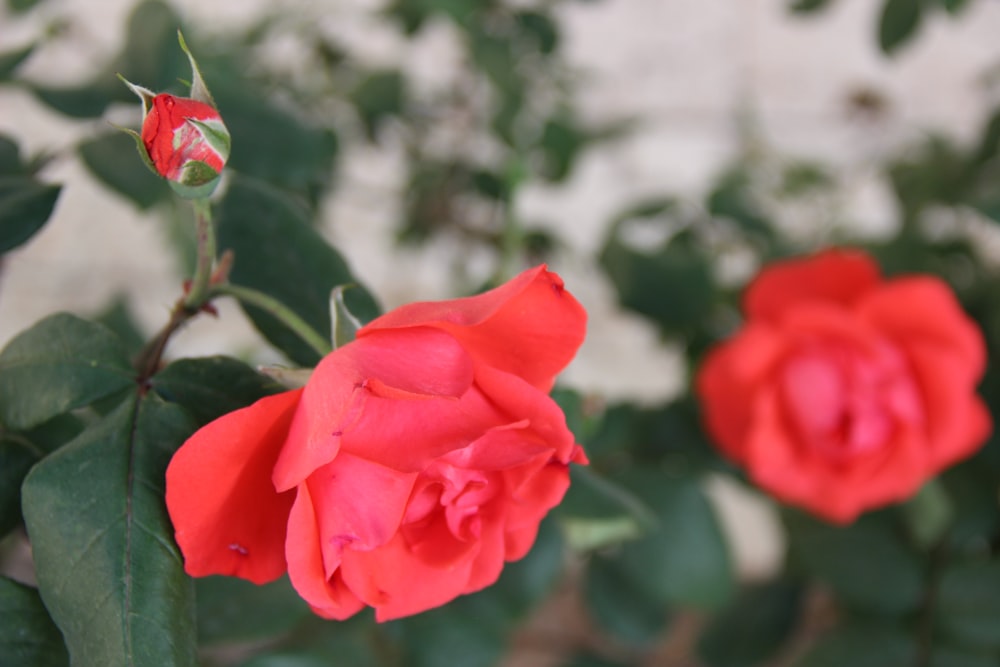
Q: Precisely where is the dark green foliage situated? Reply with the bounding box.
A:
[215,177,380,365]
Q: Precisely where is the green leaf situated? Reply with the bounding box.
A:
[0,177,61,254]
[94,296,147,360]
[878,0,923,55]
[929,646,1000,667]
[785,511,923,615]
[210,79,338,197]
[901,479,954,549]
[940,0,971,15]
[0,43,34,80]
[29,83,119,119]
[936,560,1000,650]
[584,554,671,646]
[196,575,309,644]
[788,0,834,13]
[0,576,68,667]
[111,0,186,94]
[150,356,283,426]
[795,624,915,667]
[697,579,804,667]
[557,467,656,551]
[78,132,170,209]
[614,471,733,608]
[0,414,86,536]
[350,70,405,140]
[0,313,134,430]
[215,177,379,366]
[490,516,564,618]
[599,216,716,336]
[389,596,506,667]
[7,0,46,13]
[0,437,36,535]
[21,393,198,667]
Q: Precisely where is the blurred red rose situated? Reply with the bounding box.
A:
[165,266,587,621]
[696,249,990,524]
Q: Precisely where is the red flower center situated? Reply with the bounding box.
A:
[780,341,924,461]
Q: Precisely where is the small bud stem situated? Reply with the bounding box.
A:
[183,197,216,310]
[209,283,333,358]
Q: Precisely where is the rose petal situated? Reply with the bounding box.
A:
[340,532,476,622]
[744,249,881,322]
[285,482,366,620]
[165,389,301,584]
[696,324,787,462]
[905,341,992,469]
[308,452,417,575]
[274,327,475,489]
[859,277,987,373]
[359,265,587,391]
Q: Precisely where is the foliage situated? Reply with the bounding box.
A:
[1,0,1000,666]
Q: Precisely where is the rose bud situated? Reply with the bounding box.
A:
[165,266,588,621]
[118,32,230,199]
[696,249,990,524]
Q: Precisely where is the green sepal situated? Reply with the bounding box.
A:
[115,73,154,120]
[176,31,216,108]
[330,284,363,350]
[108,124,159,178]
[187,117,230,161]
[169,170,221,199]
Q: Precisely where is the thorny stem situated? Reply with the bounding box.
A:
[209,283,333,358]
[183,197,216,310]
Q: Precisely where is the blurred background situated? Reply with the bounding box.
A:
[3,0,1000,665]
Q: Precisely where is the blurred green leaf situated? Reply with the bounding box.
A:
[7,0,46,13]
[795,624,915,667]
[489,517,565,618]
[516,11,559,54]
[0,177,61,254]
[939,463,1000,550]
[0,576,68,667]
[614,471,733,608]
[929,647,1000,667]
[785,512,923,615]
[78,132,170,209]
[940,0,971,14]
[21,393,197,667]
[0,313,134,430]
[902,479,954,549]
[707,167,773,237]
[211,78,338,199]
[351,70,405,140]
[29,83,119,119]
[558,467,656,551]
[698,579,804,667]
[584,553,671,646]
[389,595,506,667]
[111,0,185,93]
[600,217,716,336]
[878,0,923,55]
[215,177,379,366]
[936,560,1000,650]
[560,655,631,667]
[93,296,147,360]
[151,356,283,426]
[196,575,310,644]
[0,43,34,80]
[788,0,835,13]
[539,117,587,182]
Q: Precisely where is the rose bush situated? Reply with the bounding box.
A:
[165,265,587,621]
[696,249,990,523]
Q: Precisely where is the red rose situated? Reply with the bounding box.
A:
[696,249,990,524]
[165,266,587,620]
[141,94,229,186]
